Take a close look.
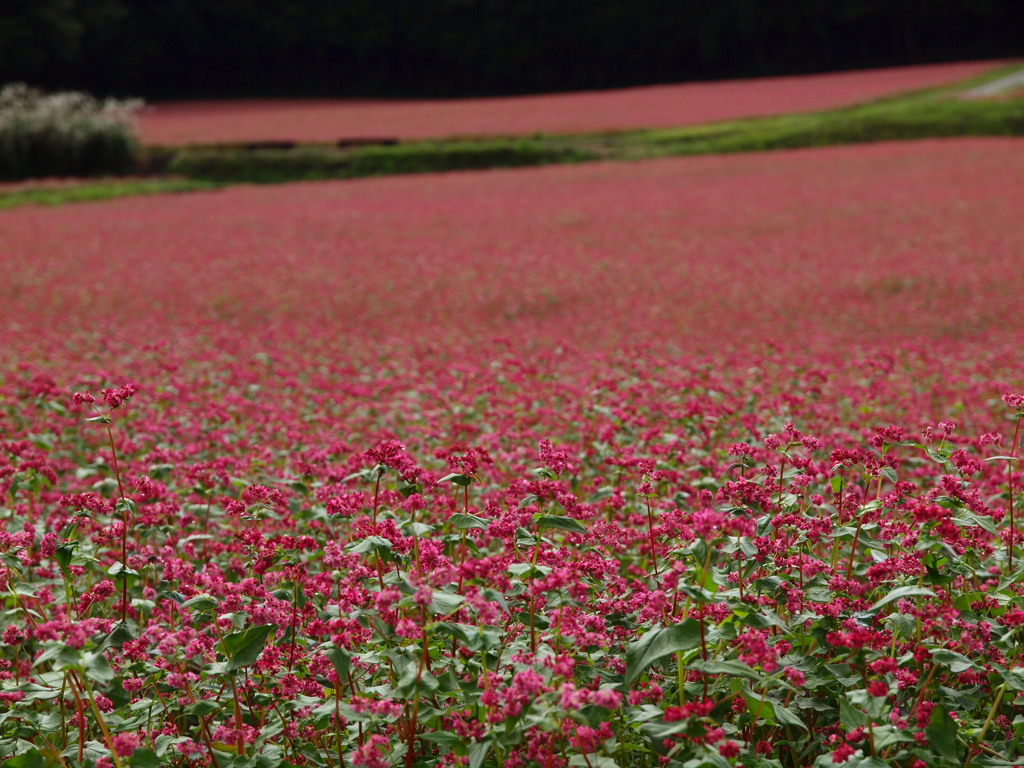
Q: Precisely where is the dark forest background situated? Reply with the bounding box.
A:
[2,0,1022,100]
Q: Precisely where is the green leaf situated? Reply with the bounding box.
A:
[468,741,492,768]
[930,648,974,673]
[395,666,439,698]
[742,691,775,722]
[10,684,61,702]
[107,561,140,579]
[689,659,760,679]
[429,622,481,649]
[570,757,620,768]
[429,591,465,617]
[421,731,462,746]
[34,642,84,671]
[84,651,114,684]
[998,666,1024,692]
[324,645,351,683]
[187,700,221,717]
[925,706,961,762]
[439,472,474,487]
[534,514,588,534]
[95,623,136,653]
[839,696,868,730]
[450,513,490,530]
[346,536,393,556]
[1,750,44,768]
[397,480,422,498]
[624,619,701,688]
[925,447,953,465]
[130,748,161,768]
[955,509,999,535]
[182,594,220,612]
[870,586,937,612]
[54,542,77,570]
[220,624,276,671]
[775,702,808,730]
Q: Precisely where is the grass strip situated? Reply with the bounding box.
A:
[0,178,218,210]
[166,139,596,184]
[627,91,1024,157]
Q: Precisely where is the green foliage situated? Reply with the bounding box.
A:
[166,140,596,183]
[0,83,142,180]
[624,620,701,687]
[0,179,216,210]
[637,91,1024,156]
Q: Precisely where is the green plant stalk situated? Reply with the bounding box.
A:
[102,418,130,624]
[1008,415,1021,571]
[530,534,542,654]
[677,597,691,707]
[645,494,660,578]
[372,471,382,525]
[963,681,1007,768]
[335,680,346,767]
[72,670,123,768]
[457,484,470,591]
[405,606,432,768]
[229,675,246,755]
[36,733,70,768]
[846,514,867,580]
[59,673,68,751]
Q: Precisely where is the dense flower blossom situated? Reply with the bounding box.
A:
[0,135,1022,767]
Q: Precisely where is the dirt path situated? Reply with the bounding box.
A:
[962,67,1024,98]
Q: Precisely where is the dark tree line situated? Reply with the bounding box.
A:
[2,0,1022,99]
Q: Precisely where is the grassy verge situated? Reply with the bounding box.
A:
[165,139,597,183]
[0,178,217,210]
[625,89,1024,157]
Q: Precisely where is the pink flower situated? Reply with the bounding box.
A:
[101,382,139,409]
[112,732,140,757]
[832,744,856,763]
[351,735,390,768]
[784,667,805,687]
[1003,393,1024,411]
[394,618,420,638]
[718,741,741,758]
[2,625,25,645]
[591,688,622,709]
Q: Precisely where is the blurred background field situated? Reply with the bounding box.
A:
[134,61,1004,146]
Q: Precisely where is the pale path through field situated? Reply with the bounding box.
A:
[137,60,1006,146]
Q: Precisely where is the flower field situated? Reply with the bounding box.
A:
[2,138,1024,767]
[136,61,1004,146]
